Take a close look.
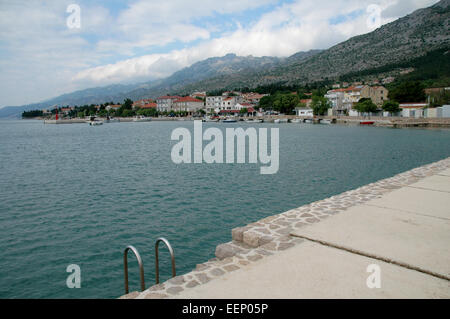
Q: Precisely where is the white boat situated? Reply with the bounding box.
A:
[304,119,313,124]
[133,116,152,122]
[273,119,280,123]
[87,116,103,126]
[105,117,119,123]
[245,119,263,123]
[222,118,237,123]
[203,117,219,122]
[320,119,332,124]
[291,119,302,124]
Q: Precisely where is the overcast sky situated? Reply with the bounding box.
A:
[0,0,440,107]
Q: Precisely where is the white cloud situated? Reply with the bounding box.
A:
[0,0,441,106]
[75,0,441,85]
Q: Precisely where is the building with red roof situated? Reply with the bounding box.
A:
[156,96,181,112]
[173,96,205,114]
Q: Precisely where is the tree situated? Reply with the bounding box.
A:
[122,109,134,117]
[389,81,426,102]
[122,98,133,110]
[22,110,43,118]
[239,108,248,115]
[354,99,378,115]
[382,100,400,115]
[311,96,331,116]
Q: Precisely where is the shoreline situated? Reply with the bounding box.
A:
[121,156,450,299]
[18,116,450,128]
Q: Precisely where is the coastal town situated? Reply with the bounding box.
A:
[24,82,450,124]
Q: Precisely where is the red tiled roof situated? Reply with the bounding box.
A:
[174,96,204,103]
[157,96,181,100]
[399,103,427,108]
[140,103,157,108]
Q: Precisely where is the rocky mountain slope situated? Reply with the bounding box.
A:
[1,0,449,118]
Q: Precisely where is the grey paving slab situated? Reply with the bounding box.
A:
[291,205,450,279]
[408,175,450,193]
[171,242,450,299]
[363,187,450,219]
[437,168,450,177]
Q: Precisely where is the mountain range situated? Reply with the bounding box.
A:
[1,0,449,118]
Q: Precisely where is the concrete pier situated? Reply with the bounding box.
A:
[122,158,450,299]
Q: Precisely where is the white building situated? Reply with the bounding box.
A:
[400,103,428,118]
[172,96,204,114]
[295,107,314,117]
[205,96,224,112]
[156,96,181,112]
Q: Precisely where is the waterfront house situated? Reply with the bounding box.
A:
[172,96,205,115]
[133,99,155,109]
[295,107,314,117]
[326,85,388,116]
[363,86,388,106]
[206,96,225,112]
[400,103,428,118]
[425,105,450,118]
[156,96,181,112]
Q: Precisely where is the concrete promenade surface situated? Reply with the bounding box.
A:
[174,168,450,299]
[126,159,450,299]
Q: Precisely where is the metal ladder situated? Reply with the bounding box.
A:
[123,237,176,294]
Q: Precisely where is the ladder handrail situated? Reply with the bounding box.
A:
[123,245,145,294]
[155,237,176,284]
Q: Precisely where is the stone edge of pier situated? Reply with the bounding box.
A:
[120,156,450,299]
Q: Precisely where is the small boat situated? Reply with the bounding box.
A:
[279,118,288,123]
[105,116,119,123]
[320,119,332,125]
[304,119,313,124]
[245,119,263,123]
[87,116,103,126]
[360,121,375,125]
[291,119,302,124]
[203,116,220,122]
[133,116,152,122]
[222,118,237,123]
[273,119,280,123]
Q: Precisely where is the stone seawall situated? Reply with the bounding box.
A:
[121,157,450,299]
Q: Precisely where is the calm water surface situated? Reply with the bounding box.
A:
[0,120,449,298]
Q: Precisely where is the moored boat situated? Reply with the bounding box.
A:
[89,120,103,126]
[133,116,152,122]
[245,119,263,123]
[222,118,237,123]
[360,121,375,125]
